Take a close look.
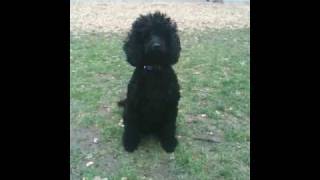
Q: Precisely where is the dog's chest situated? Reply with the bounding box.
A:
[138,75,174,111]
[142,78,170,103]
[129,68,179,113]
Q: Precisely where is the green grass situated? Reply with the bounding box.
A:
[70,28,250,180]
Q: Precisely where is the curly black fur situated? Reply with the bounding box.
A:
[119,11,181,153]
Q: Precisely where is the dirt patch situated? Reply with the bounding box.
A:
[71,3,250,34]
[183,113,224,146]
[147,159,178,180]
[97,102,112,116]
[185,113,208,123]
[70,125,100,152]
[70,125,121,179]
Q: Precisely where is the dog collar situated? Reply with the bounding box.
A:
[143,65,162,71]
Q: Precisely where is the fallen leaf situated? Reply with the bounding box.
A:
[93,176,101,180]
[118,119,124,127]
[86,161,94,167]
[201,114,207,118]
[169,153,175,160]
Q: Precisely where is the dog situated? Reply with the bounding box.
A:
[119,11,181,153]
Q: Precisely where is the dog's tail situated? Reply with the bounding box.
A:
[117,99,127,107]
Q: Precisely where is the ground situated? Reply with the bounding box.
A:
[70,2,250,180]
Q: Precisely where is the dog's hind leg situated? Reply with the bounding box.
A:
[122,125,140,152]
[117,98,127,107]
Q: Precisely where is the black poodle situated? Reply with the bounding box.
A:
[118,11,181,153]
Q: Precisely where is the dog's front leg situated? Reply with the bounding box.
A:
[122,108,140,152]
[159,121,178,153]
[159,108,178,153]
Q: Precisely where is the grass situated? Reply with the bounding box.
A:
[70,28,250,180]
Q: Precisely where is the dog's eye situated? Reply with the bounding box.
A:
[142,32,150,38]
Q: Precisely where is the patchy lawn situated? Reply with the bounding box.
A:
[70,27,249,180]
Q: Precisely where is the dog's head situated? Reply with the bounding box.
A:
[123,11,181,67]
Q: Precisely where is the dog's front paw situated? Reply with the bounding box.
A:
[161,137,178,153]
[123,132,140,152]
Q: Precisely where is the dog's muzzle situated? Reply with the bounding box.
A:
[146,35,166,55]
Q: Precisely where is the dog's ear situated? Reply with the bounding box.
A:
[170,21,177,31]
[168,28,181,65]
[123,34,142,67]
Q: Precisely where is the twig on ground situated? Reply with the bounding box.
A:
[192,137,221,143]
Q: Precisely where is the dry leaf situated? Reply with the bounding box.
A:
[118,119,124,127]
[201,114,207,118]
[169,153,175,160]
[86,161,94,167]
[93,176,101,180]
